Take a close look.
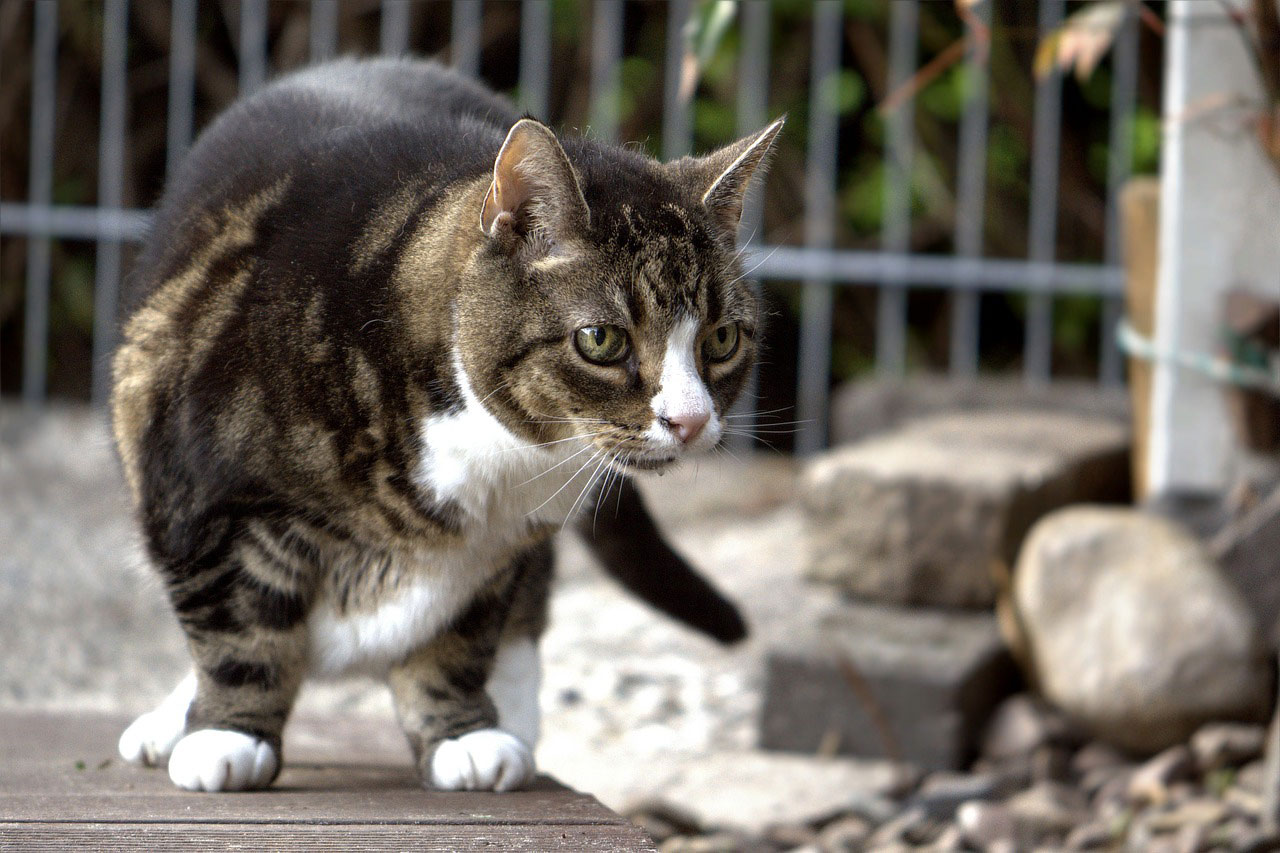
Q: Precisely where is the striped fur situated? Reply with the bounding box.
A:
[111,58,779,791]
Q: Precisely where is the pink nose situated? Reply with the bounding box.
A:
[661,411,710,444]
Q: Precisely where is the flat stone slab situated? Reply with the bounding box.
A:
[0,712,657,851]
[759,603,1018,771]
[801,409,1130,608]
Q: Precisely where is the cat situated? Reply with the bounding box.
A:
[110,56,781,793]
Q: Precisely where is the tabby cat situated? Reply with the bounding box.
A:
[111,57,781,793]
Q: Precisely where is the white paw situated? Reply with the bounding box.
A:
[118,672,196,766]
[430,728,535,792]
[168,729,278,792]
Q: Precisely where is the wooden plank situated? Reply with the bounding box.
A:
[0,823,646,851]
[0,713,657,850]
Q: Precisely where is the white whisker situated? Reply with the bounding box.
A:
[729,245,778,285]
[526,449,603,518]
[563,449,614,532]
[514,441,597,488]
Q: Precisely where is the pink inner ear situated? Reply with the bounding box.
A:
[482,132,537,235]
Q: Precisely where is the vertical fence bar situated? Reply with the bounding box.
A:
[310,0,339,62]
[662,0,692,159]
[239,0,268,94]
[726,0,771,450]
[1024,0,1065,384]
[22,0,58,403]
[167,0,197,180]
[1101,6,1139,386]
[876,0,918,376]
[589,0,624,142]
[380,0,410,56]
[451,0,482,77]
[91,0,129,407]
[795,0,842,455]
[736,0,770,243]
[518,0,551,118]
[948,0,992,378]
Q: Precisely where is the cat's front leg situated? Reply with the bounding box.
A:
[388,594,536,792]
[162,623,308,792]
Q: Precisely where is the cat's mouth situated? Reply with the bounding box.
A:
[617,455,677,473]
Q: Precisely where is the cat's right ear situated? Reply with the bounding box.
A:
[480,119,590,248]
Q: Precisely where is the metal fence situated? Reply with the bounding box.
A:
[1,0,1140,454]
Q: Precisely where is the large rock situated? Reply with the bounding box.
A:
[1211,485,1280,648]
[801,411,1129,608]
[758,602,1018,770]
[1014,506,1272,754]
[829,375,1129,447]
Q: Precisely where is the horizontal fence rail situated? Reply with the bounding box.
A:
[1,0,1141,453]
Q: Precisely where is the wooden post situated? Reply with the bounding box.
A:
[1120,178,1160,502]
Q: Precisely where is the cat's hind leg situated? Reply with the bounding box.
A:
[118,670,197,766]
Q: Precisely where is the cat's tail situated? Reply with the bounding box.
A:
[576,477,748,644]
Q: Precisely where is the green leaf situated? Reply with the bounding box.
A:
[688,1,738,72]
[919,66,968,122]
[1131,105,1160,175]
[840,162,885,233]
[820,69,866,116]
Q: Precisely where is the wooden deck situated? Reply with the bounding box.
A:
[0,712,657,851]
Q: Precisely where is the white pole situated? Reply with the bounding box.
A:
[1149,0,1280,497]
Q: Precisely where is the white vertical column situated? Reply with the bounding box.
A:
[1149,0,1280,495]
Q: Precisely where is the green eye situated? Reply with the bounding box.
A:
[704,323,740,362]
[574,325,629,364]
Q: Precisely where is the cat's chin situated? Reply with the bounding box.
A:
[620,456,677,473]
[606,452,689,476]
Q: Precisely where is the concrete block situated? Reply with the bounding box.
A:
[801,410,1130,608]
[758,603,1018,771]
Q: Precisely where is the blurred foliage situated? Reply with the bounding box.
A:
[1,0,1167,407]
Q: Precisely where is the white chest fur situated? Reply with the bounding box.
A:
[306,351,595,677]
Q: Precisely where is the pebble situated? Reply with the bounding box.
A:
[1191,723,1267,772]
[762,823,816,849]
[1143,799,1229,832]
[814,816,870,852]
[1006,781,1089,836]
[625,799,702,843]
[1072,740,1132,776]
[1175,821,1208,853]
[981,694,1077,761]
[1237,759,1266,794]
[909,771,1005,818]
[957,800,1016,848]
[1063,820,1113,850]
[1128,745,1196,806]
[930,824,964,852]
[1230,828,1280,853]
[864,807,929,848]
[1224,785,1264,817]
[1031,744,1073,783]
[658,832,744,853]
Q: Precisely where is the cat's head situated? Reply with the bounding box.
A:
[455,117,783,473]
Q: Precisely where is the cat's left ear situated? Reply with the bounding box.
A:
[677,117,785,236]
[481,118,590,247]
